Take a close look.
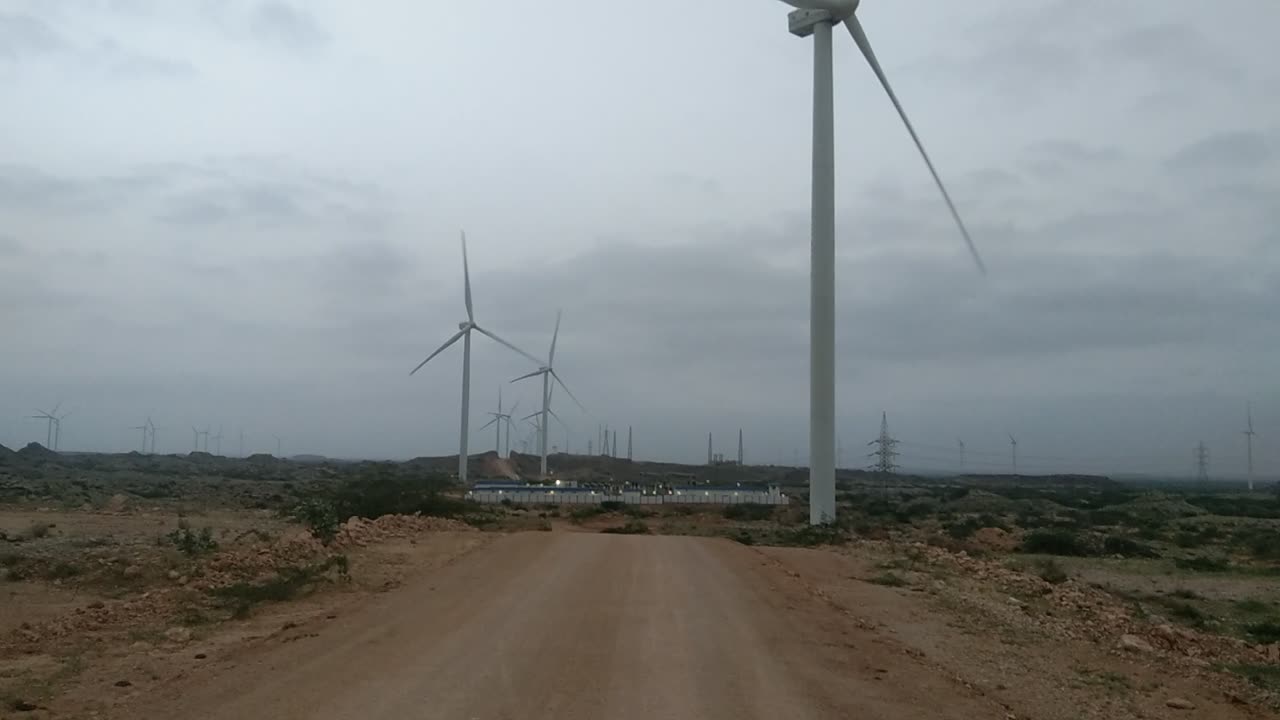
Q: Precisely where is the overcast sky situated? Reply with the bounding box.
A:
[1,0,1277,477]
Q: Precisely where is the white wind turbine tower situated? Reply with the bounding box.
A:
[1009,434,1018,475]
[1244,403,1256,492]
[411,232,543,485]
[776,0,987,524]
[511,310,585,478]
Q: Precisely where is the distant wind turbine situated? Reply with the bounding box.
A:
[213,426,224,456]
[410,231,543,485]
[132,420,150,453]
[273,434,282,457]
[511,310,584,478]
[1244,403,1256,492]
[28,402,61,448]
[478,387,519,459]
[1009,434,1018,475]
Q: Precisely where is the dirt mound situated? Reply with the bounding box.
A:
[334,514,475,547]
[968,526,1019,552]
[479,453,519,480]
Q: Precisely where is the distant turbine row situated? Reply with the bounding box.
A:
[410,232,586,484]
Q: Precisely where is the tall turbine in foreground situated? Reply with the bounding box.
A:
[411,232,544,485]
[778,0,987,524]
[511,311,584,477]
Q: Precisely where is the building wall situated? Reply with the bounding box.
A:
[466,489,788,506]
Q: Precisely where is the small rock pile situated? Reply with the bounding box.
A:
[334,514,474,547]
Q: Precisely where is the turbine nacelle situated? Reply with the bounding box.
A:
[458,320,472,331]
[779,0,859,19]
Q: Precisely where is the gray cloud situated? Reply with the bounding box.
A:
[0,12,64,59]
[1165,131,1271,173]
[250,2,327,52]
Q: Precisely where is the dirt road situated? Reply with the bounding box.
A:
[124,532,1001,719]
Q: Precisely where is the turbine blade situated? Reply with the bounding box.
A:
[509,400,520,417]
[510,368,547,383]
[548,310,562,366]
[474,326,544,367]
[547,408,570,431]
[461,231,474,322]
[521,410,541,422]
[478,417,499,431]
[410,328,467,375]
[843,15,986,275]
[550,370,586,413]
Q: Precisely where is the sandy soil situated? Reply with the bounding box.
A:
[114,532,1006,720]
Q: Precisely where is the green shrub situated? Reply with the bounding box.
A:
[945,517,981,539]
[1103,535,1160,558]
[1174,532,1204,548]
[1035,557,1069,584]
[569,506,606,523]
[1175,555,1230,572]
[599,520,649,535]
[293,500,340,544]
[1022,530,1093,556]
[1234,599,1272,613]
[166,524,218,557]
[1164,601,1208,627]
[1244,621,1280,644]
[868,572,907,587]
[1168,588,1201,599]
[723,504,775,522]
[599,501,626,512]
[773,523,849,548]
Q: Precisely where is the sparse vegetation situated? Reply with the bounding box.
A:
[1034,558,1069,584]
[723,504,775,522]
[868,571,907,587]
[165,522,218,557]
[1022,529,1092,557]
[599,521,650,535]
[210,555,349,618]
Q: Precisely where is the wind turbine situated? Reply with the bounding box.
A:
[148,420,159,455]
[1009,434,1018,475]
[28,402,61,448]
[53,410,70,451]
[212,426,224,456]
[273,434,282,457]
[511,310,584,478]
[132,420,149,453]
[957,438,965,471]
[478,388,519,458]
[1244,403,1256,492]
[776,0,987,524]
[411,232,543,485]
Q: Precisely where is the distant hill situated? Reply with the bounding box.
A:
[17,442,58,461]
[290,454,328,464]
[0,443,12,463]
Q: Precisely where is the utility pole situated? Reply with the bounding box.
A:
[738,428,744,466]
[1009,434,1018,475]
[957,438,966,472]
[612,432,617,458]
[867,411,899,473]
[1244,403,1256,492]
[627,426,633,461]
[1195,441,1210,482]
